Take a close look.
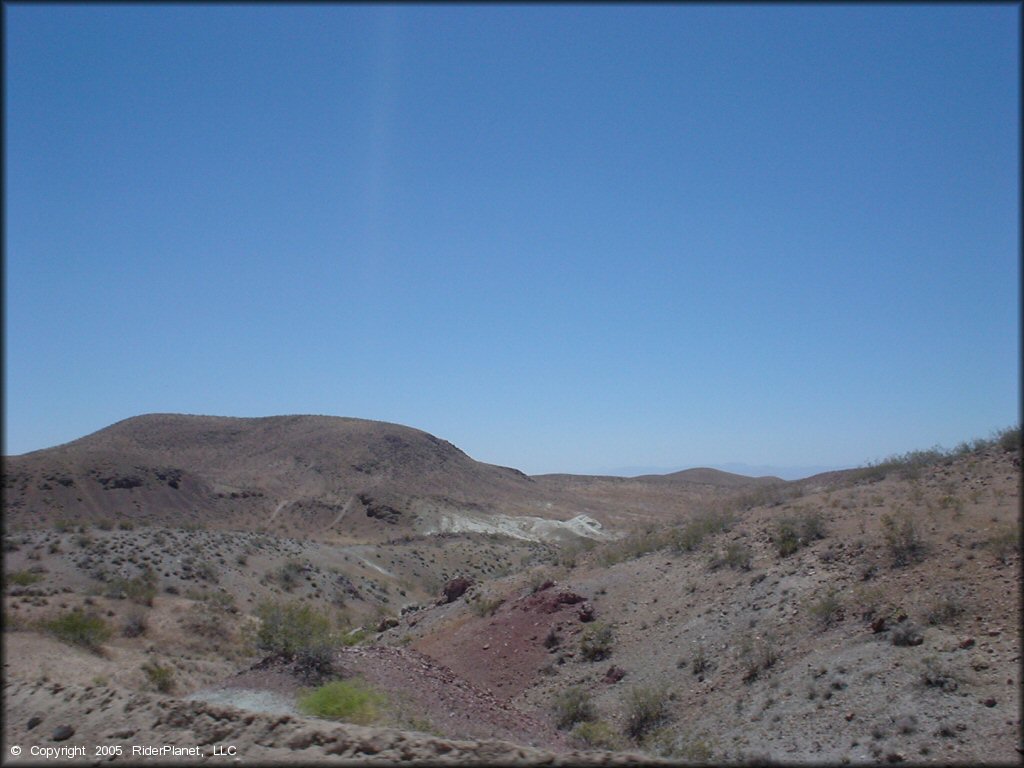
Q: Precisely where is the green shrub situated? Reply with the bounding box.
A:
[579,623,614,661]
[668,511,733,554]
[141,660,175,693]
[739,632,778,683]
[623,684,670,741]
[254,601,336,675]
[881,511,926,567]
[774,510,826,558]
[807,589,843,629]
[43,609,111,651]
[925,590,965,626]
[709,542,752,571]
[997,426,1021,453]
[106,570,157,606]
[987,525,1019,564]
[298,679,385,724]
[5,570,43,588]
[273,560,304,591]
[553,686,596,730]
[470,594,504,618]
[571,720,625,750]
[774,518,801,557]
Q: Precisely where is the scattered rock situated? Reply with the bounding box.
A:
[440,577,472,605]
[870,617,887,633]
[27,716,42,730]
[577,603,595,622]
[983,698,997,708]
[51,725,74,741]
[603,665,626,683]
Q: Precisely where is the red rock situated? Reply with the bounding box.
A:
[439,577,472,604]
[959,637,976,649]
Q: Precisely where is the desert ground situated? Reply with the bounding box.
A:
[2,415,1020,764]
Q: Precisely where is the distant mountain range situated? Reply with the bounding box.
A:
[594,463,850,481]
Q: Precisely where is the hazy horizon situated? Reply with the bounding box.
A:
[5,5,1019,475]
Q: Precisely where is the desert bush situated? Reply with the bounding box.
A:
[739,632,778,683]
[891,620,923,647]
[668,510,733,554]
[571,720,625,750]
[773,510,826,558]
[689,642,713,676]
[579,623,614,661]
[118,521,135,531]
[107,570,157,606]
[623,684,670,741]
[987,525,1019,564]
[709,542,752,571]
[297,679,385,724]
[273,560,304,591]
[469,594,504,618]
[96,519,114,531]
[5,570,43,588]
[881,511,926,567]
[254,601,336,675]
[54,519,75,533]
[925,590,965,626]
[774,518,801,557]
[807,589,844,629]
[141,660,175,693]
[997,426,1021,452]
[194,559,219,583]
[596,527,667,566]
[920,656,958,692]
[43,609,111,651]
[553,686,596,730]
[122,609,147,638]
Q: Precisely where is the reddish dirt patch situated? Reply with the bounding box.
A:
[414,584,593,701]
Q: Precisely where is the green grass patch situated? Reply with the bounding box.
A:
[297,679,385,724]
[5,570,43,588]
[42,609,111,652]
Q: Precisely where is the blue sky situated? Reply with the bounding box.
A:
[4,5,1019,476]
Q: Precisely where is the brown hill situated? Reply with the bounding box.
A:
[3,414,540,535]
[3,413,777,537]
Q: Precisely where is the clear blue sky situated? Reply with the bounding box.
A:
[4,4,1019,475]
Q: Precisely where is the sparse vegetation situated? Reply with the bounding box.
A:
[122,609,147,638]
[881,510,926,567]
[739,632,778,682]
[807,588,843,629]
[5,570,43,588]
[925,590,965,626]
[297,679,385,724]
[469,594,504,617]
[553,686,596,730]
[253,601,337,676]
[986,525,1019,564]
[891,620,923,647]
[773,509,826,557]
[623,684,670,741]
[571,720,625,750]
[709,541,752,571]
[579,623,614,661]
[141,660,175,693]
[920,655,958,692]
[42,609,111,652]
